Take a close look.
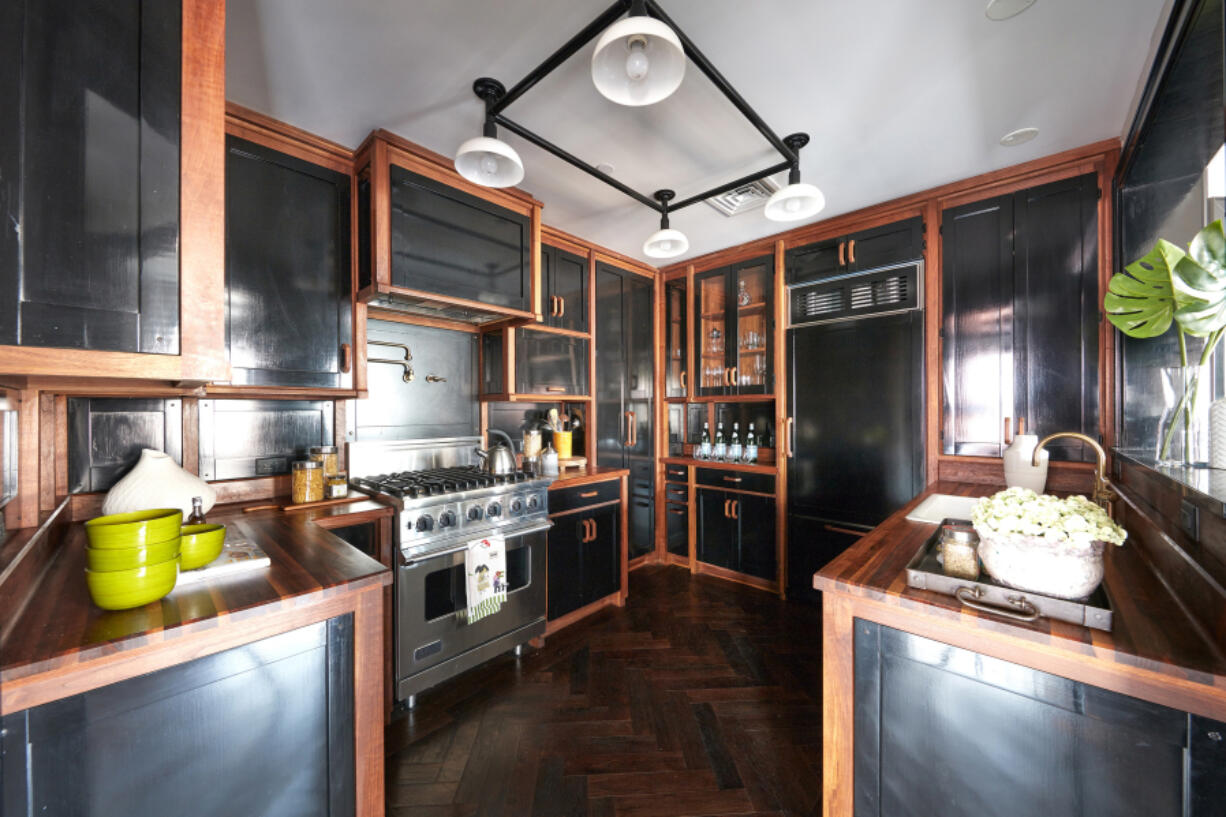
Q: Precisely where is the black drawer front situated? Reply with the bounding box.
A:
[664,464,688,483]
[666,503,688,556]
[550,478,620,514]
[665,483,688,504]
[696,468,775,494]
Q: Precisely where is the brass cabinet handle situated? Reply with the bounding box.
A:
[545,386,566,393]
[724,499,731,518]
[848,239,856,264]
[669,507,686,516]
[680,370,686,392]
[579,490,598,498]
[558,295,565,317]
[731,366,737,386]
[724,367,731,387]
[589,518,597,541]
[624,411,633,447]
[785,417,795,457]
[340,343,352,374]
[823,524,866,538]
[732,499,739,519]
[955,586,1039,622]
[629,411,636,447]
[723,476,742,483]
[838,241,845,266]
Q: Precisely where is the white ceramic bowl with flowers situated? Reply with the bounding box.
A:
[970,487,1127,600]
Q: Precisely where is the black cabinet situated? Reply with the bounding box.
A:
[387,165,531,311]
[665,277,688,397]
[786,513,867,603]
[694,256,773,396]
[515,327,589,396]
[0,0,181,354]
[547,501,620,620]
[225,136,353,389]
[595,262,655,558]
[854,621,1226,817]
[666,503,688,556]
[541,244,589,333]
[1,618,355,817]
[697,487,776,580]
[941,173,1099,461]
[785,216,923,285]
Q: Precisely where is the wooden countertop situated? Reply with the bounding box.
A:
[547,465,628,490]
[0,499,392,713]
[815,481,1226,720]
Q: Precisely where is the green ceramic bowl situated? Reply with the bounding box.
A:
[84,509,183,550]
[85,556,179,611]
[85,537,181,573]
[179,524,226,571]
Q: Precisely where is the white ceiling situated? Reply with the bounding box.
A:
[226,0,1169,265]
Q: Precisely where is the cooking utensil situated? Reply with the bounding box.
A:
[475,430,518,475]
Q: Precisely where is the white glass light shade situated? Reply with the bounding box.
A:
[591,16,685,106]
[764,182,826,222]
[643,227,689,259]
[454,136,524,188]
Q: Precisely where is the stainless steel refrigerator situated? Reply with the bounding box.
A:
[786,261,926,603]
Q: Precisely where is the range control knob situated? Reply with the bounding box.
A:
[415,514,434,532]
[438,511,457,528]
[510,498,524,515]
[527,495,540,511]
[486,502,502,518]
[467,505,483,521]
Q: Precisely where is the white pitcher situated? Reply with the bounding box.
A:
[1003,431,1049,493]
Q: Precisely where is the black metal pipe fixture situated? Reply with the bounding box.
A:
[453,0,825,257]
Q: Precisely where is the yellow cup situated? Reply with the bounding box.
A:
[554,430,573,459]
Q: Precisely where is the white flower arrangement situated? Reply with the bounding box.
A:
[970,487,1126,550]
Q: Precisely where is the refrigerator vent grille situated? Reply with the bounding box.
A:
[788,263,921,326]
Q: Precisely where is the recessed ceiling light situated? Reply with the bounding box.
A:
[985,0,1037,21]
[1000,127,1039,147]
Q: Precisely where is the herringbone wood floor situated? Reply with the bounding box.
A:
[385,564,825,817]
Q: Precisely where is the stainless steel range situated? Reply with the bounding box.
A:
[347,438,551,708]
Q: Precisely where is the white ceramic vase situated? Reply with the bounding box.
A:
[102,449,216,518]
[1003,434,1049,493]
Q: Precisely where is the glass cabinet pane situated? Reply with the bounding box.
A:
[696,271,728,395]
[665,278,688,397]
[734,261,771,394]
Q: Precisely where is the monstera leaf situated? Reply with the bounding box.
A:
[1103,240,1187,338]
[1172,220,1226,337]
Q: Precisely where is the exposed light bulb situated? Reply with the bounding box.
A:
[480,154,500,177]
[657,239,672,252]
[625,39,649,81]
[784,196,801,213]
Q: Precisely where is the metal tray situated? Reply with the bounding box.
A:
[904,518,1113,632]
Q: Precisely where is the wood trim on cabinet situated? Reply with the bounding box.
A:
[225,102,354,172]
[923,199,942,484]
[592,250,658,279]
[539,229,590,259]
[773,240,789,597]
[531,205,543,320]
[654,269,668,559]
[37,394,54,513]
[366,307,477,335]
[619,473,630,605]
[694,560,778,594]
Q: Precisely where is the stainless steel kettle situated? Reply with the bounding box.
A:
[475,430,517,475]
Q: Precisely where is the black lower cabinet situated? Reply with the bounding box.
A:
[854,621,1226,817]
[787,514,868,604]
[666,502,688,556]
[547,502,620,620]
[697,488,775,580]
[2,618,355,817]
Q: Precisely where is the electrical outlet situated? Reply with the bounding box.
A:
[1179,499,1200,540]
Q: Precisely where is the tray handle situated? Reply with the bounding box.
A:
[955,586,1039,623]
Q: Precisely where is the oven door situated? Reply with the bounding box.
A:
[396,520,549,688]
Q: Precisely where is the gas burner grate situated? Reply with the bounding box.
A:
[353,466,535,499]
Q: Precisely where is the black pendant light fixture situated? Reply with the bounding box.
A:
[454,0,825,256]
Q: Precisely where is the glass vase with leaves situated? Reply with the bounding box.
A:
[1105,220,1226,464]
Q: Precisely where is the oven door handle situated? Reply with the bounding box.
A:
[399,520,554,567]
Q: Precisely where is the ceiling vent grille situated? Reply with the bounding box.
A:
[704,178,780,217]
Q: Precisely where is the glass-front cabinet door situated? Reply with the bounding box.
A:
[695,268,730,396]
[731,257,773,396]
[665,278,688,397]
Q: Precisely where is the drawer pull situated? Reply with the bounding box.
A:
[723,476,742,483]
[669,507,686,516]
[545,386,566,393]
[823,524,866,538]
[579,490,599,498]
[955,586,1039,623]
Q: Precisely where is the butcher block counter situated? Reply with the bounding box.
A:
[0,497,392,817]
[815,481,1226,817]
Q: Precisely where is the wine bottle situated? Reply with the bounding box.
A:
[713,422,726,461]
[729,422,742,462]
[699,422,712,460]
[744,423,758,464]
[187,496,207,525]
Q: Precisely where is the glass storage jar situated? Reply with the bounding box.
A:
[309,445,339,477]
[292,460,324,504]
[326,472,348,500]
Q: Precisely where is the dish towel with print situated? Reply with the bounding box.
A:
[465,535,507,623]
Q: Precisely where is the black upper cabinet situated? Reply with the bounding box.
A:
[665,278,688,397]
[388,165,531,312]
[786,216,923,285]
[541,244,589,333]
[514,328,589,396]
[225,136,353,389]
[942,173,1100,461]
[0,0,181,353]
[595,262,655,558]
[694,256,773,397]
